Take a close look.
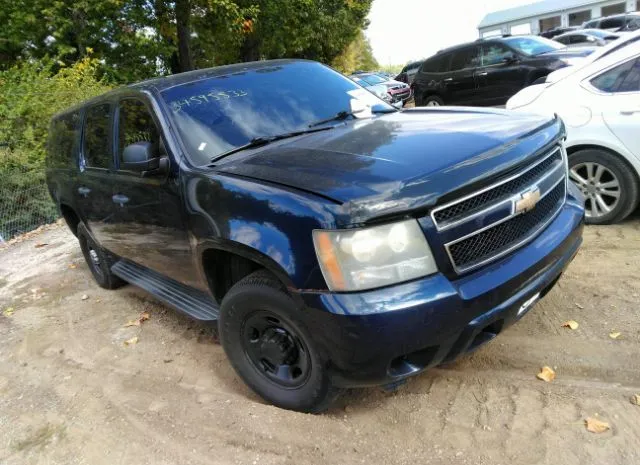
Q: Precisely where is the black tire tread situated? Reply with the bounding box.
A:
[569,148,639,225]
[77,223,126,290]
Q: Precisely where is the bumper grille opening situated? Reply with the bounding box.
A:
[468,320,504,353]
[447,180,566,273]
[388,346,438,378]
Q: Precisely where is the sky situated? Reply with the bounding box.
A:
[366,0,534,65]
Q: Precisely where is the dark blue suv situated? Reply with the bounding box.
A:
[46,60,584,412]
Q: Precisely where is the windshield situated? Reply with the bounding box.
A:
[502,36,565,56]
[161,61,392,165]
[359,74,387,85]
[588,30,618,39]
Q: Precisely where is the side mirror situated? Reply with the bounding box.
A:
[122,141,168,176]
[502,54,518,64]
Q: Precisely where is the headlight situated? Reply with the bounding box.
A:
[560,57,584,67]
[313,219,438,291]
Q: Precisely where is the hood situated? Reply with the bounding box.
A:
[536,47,595,58]
[382,79,409,90]
[217,108,562,223]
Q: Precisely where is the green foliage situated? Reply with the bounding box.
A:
[331,30,378,74]
[378,63,403,75]
[0,57,111,168]
[0,58,111,239]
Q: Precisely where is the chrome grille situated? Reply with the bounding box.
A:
[431,145,567,274]
[446,180,566,272]
[432,148,563,229]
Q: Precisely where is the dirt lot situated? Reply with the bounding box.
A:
[1,216,640,465]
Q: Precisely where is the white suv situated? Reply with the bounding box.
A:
[507,33,640,224]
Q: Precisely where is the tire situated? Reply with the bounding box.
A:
[77,223,126,289]
[422,95,444,107]
[568,148,639,225]
[219,270,338,413]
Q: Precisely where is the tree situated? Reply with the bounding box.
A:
[331,30,378,74]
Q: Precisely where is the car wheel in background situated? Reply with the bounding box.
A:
[220,270,339,413]
[422,95,444,107]
[568,148,639,224]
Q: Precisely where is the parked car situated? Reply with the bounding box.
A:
[413,35,594,107]
[46,59,584,412]
[583,12,640,32]
[554,29,620,48]
[395,60,424,84]
[540,26,579,39]
[350,75,394,104]
[507,39,640,224]
[351,72,412,104]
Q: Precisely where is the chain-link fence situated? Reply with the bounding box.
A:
[0,146,58,243]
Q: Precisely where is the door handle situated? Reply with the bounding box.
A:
[477,71,488,76]
[112,194,129,206]
[78,186,91,197]
[443,78,453,82]
[620,108,640,115]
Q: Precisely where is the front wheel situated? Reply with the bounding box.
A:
[219,270,338,413]
[568,149,639,224]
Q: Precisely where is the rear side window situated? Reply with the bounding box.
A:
[590,57,640,92]
[555,36,570,45]
[83,104,113,169]
[600,17,624,29]
[117,99,160,163]
[421,54,450,73]
[450,47,480,71]
[48,112,80,167]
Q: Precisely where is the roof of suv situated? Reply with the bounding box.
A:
[52,59,305,118]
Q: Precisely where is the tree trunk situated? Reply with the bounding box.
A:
[175,0,193,72]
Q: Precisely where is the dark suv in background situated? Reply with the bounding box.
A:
[413,35,594,107]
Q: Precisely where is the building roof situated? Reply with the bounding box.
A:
[479,0,603,29]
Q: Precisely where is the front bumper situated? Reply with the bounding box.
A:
[297,194,584,387]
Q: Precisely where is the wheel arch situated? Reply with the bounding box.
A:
[59,203,81,236]
[566,143,640,187]
[197,240,298,305]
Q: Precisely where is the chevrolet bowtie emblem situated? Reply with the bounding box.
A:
[515,188,541,214]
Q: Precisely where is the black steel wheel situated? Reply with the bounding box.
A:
[242,310,311,388]
[220,270,338,412]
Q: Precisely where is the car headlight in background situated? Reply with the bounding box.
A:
[506,83,547,110]
[313,219,438,291]
[560,57,584,67]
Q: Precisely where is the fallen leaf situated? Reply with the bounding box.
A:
[536,366,555,382]
[124,336,139,346]
[631,394,640,406]
[609,331,621,339]
[34,243,48,248]
[123,311,150,328]
[585,417,610,433]
[69,264,77,269]
[575,303,584,309]
[95,299,101,303]
[81,294,89,301]
[561,320,579,330]
[3,307,15,317]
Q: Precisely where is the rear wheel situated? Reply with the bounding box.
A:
[77,224,126,289]
[568,149,639,224]
[220,270,338,413]
[422,95,444,107]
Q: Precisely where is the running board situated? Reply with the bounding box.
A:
[111,260,219,321]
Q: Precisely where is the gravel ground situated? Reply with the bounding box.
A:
[1,215,639,465]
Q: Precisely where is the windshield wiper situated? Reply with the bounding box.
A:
[210,126,334,163]
[308,107,398,128]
